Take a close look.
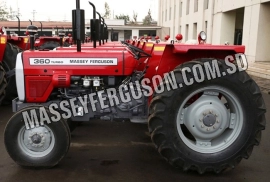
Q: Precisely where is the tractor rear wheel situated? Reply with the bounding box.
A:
[4,106,71,168]
[148,59,266,174]
[39,41,70,50]
[2,43,21,104]
[0,64,7,104]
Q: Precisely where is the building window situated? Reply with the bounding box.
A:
[169,7,171,20]
[186,0,190,15]
[194,0,198,12]
[165,9,167,21]
[204,0,209,9]
[162,11,164,23]
[179,2,182,17]
[186,24,189,41]
[193,23,197,39]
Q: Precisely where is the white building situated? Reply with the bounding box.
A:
[158,0,270,62]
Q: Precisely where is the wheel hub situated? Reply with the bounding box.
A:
[181,95,229,141]
[31,134,42,144]
[203,113,216,127]
[28,132,46,148]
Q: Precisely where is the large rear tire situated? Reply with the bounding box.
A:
[2,43,21,104]
[4,106,71,168]
[148,59,266,174]
[0,64,7,104]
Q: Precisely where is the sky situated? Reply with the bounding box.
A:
[3,0,158,22]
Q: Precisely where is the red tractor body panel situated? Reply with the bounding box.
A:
[22,50,137,102]
[0,35,7,62]
[56,47,127,51]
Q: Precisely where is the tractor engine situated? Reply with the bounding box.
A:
[15,50,148,123]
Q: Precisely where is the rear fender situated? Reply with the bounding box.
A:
[146,44,246,103]
[156,44,245,77]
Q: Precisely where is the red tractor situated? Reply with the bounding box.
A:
[0,26,22,104]
[3,1,266,174]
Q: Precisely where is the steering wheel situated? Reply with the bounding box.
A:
[127,44,152,57]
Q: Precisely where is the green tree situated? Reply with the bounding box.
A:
[115,14,130,24]
[143,9,152,25]
[103,2,110,19]
[0,1,8,21]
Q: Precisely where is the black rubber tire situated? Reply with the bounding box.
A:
[4,106,71,168]
[0,64,7,104]
[39,41,70,50]
[2,43,21,104]
[148,59,266,174]
[66,119,78,132]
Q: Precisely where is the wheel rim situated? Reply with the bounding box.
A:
[176,86,244,153]
[18,125,55,157]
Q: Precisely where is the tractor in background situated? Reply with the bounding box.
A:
[3,0,266,174]
[0,26,22,105]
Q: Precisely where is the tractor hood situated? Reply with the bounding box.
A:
[15,50,137,102]
[21,50,136,76]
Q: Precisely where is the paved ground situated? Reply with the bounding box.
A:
[0,76,269,182]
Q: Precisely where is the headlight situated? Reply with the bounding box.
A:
[198,31,207,44]
[199,31,207,41]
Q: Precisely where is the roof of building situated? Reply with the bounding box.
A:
[1,20,161,30]
[1,21,73,29]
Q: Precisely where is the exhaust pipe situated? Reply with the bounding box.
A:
[39,21,43,35]
[27,25,38,50]
[96,12,102,46]
[101,17,105,45]
[16,16,20,36]
[89,1,97,48]
[72,0,85,52]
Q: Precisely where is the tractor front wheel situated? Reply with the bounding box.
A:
[148,59,266,174]
[4,106,71,168]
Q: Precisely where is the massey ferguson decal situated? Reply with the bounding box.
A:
[29,58,118,66]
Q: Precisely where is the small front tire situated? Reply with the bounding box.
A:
[4,106,71,168]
